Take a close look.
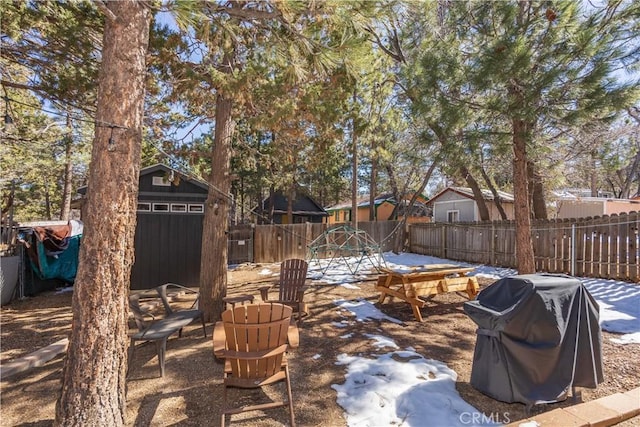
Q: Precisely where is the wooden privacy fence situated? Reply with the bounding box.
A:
[230,221,404,264]
[408,211,640,282]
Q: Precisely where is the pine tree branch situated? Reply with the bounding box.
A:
[93,1,117,22]
[363,25,406,64]
[205,2,282,21]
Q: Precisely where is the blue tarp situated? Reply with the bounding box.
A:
[31,234,81,283]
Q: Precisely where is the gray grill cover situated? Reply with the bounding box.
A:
[463,274,603,405]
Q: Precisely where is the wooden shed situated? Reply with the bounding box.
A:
[78,164,208,289]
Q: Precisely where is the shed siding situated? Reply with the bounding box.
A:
[435,190,471,203]
[434,199,476,222]
[138,173,207,195]
[130,212,204,290]
[488,201,514,220]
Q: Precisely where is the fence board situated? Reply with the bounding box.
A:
[565,220,574,273]
[600,215,611,278]
[585,217,595,277]
[619,214,630,280]
[630,212,639,281]
[610,214,620,279]
[249,221,401,263]
[235,213,640,282]
[593,216,605,278]
[573,218,583,276]
[533,219,547,272]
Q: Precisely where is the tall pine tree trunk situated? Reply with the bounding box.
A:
[351,89,358,229]
[44,176,52,220]
[199,93,235,322]
[55,2,150,425]
[512,119,535,274]
[287,186,294,225]
[528,161,548,220]
[460,166,490,221]
[480,166,508,220]
[59,134,73,220]
[369,138,377,221]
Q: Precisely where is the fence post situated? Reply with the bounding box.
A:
[571,223,576,276]
[490,222,495,265]
[441,224,447,259]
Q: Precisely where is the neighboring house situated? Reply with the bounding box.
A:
[324,193,430,224]
[256,190,328,224]
[554,188,616,199]
[555,196,640,219]
[77,163,209,289]
[427,186,514,222]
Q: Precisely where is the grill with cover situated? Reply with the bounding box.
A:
[463,274,603,405]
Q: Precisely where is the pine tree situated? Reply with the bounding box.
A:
[55,2,151,424]
[409,0,639,273]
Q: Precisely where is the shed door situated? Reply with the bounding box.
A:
[130,213,203,290]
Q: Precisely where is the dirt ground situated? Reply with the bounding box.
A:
[1,262,639,427]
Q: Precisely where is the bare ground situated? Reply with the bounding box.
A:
[1,262,639,427]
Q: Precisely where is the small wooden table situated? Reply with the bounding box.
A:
[376,264,479,322]
[222,294,254,310]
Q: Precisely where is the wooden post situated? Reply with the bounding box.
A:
[441,224,447,259]
[601,214,611,279]
[571,223,576,276]
[610,214,619,279]
[629,211,639,282]
[585,216,595,277]
[619,212,629,279]
[489,221,496,265]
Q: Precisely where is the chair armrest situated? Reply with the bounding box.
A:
[157,283,201,313]
[259,285,273,301]
[219,344,288,360]
[129,294,157,332]
[166,283,200,309]
[162,282,198,294]
[212,321,226,359]
[287,321,299,349]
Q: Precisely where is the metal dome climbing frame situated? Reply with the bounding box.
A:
[306,225,387,276]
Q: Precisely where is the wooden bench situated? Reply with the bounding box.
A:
[376,265,479,322]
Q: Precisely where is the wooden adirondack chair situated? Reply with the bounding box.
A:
[259,258,309,324]
[215,303,296,426]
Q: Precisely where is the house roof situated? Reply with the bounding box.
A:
[259,191,328,216]
[77,163,209,195]
[325,194,396,211]
[552,188,616,199]
[138,163,209,191]
[324,191,429,211]
[428,186,514,204]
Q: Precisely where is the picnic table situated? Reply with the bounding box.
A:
[376,264,479,322]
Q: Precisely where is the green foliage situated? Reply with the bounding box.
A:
[403,0,639,196]
[1,88,91,222]
[1,1,100,222]
[1,0,103,110]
